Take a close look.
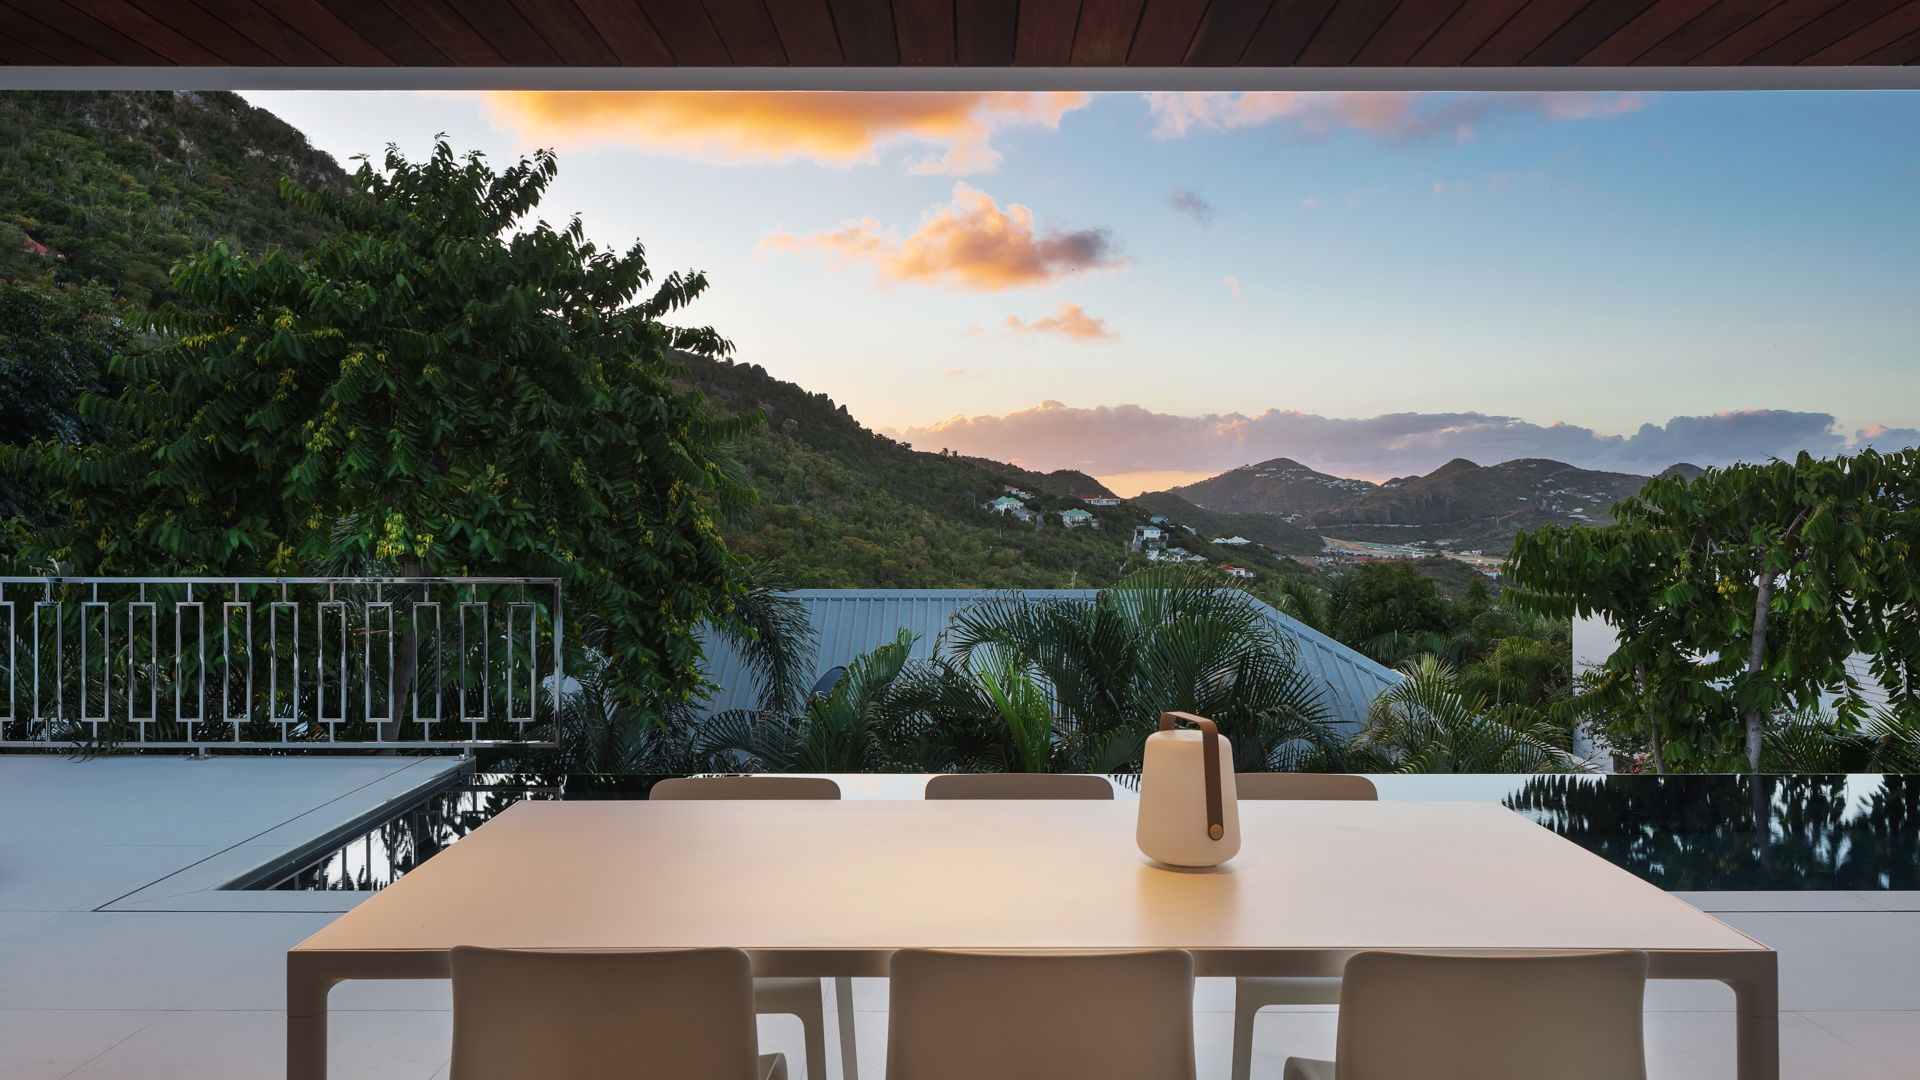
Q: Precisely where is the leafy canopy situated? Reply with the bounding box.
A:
[10,139,757,710]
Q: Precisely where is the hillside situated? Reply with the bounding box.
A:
[951,455,1114,499]
[1168,457,1376,516]
[0,90,344,305]
[1129,491,1324,556]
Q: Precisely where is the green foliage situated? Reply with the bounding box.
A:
[0,276,126,523]
[1508,449,1920,772]
[0,91,342,308]
[1346,656,1579,774]
[9,140,753,714]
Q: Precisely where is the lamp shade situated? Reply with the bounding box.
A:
[1137,712,1240,868]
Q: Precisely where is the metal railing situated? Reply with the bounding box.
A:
[0,577,563,749]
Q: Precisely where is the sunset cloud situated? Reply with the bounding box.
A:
[1003,302,1118,343]
[891,404,1905,482]
[759,183,1126,292]
[1223,274,1242,299]
[1145,91,1646,143]
[484,91,1090,174]
[1169,187,1215,225]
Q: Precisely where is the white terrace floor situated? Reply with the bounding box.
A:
[1,757,1918,1080]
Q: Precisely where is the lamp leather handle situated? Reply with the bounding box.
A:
[1159,712,1225,842]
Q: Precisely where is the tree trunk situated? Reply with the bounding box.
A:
[1743,568,1774,774]
[1637,664,1665,775]
[386,553,424,745]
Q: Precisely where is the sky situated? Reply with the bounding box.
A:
[244,90,1920,495]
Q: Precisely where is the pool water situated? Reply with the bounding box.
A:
[238,772,1920,892]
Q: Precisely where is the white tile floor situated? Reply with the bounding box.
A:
[0,755,1914,1079]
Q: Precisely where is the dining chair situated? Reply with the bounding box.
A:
[449,946,785,1080]
[886,948,1196,1080]
[1230,772,1378,1080]
[922,773,1114,799]
[1282,950,1650,1080]
[651,776,856,1080]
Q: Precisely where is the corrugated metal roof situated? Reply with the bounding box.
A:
[699,589,1402,731]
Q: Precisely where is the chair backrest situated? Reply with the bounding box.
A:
[651,776,842,800]
[450,947,765,1080]
[923,773,1114,800]
[887,949,1195,1080]
[1333,951,1649,1080]
[1234,773,1377,801]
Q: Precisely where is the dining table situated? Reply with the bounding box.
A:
[288,797,1777,1079]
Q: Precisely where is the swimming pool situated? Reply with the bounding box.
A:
[234,771,1920,892]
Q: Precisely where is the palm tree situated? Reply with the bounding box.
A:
[1348,656,1579,773]
[931,566,1339,773]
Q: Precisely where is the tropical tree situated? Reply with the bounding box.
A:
[1508,450,1920,772]
[0,276,124,526]
[6,140,757,721]
[1346,656,1579,774]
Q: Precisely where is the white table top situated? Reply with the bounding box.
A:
[292,799,1766,967]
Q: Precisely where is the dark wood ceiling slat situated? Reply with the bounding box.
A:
[1743,0,1907,62]
[301,1,432,66]
[385,0,511,65]
[1805,1,1920,61]
[1577,0,1716,62]
[0,31,59,63]
[570,0,674,64]
[1522,0,1660,64]
[955,0,1017,62]
[54,0,227,64]
[827,0,901,62]
[700,0,791,64]
[1015,0,1082,63]
[1298,0,1405,64]
[1241,0,1345,64]
[9,0,170,63]
[895,0,958,63]
[121,0,279,63]
[1860,22,1920,56]
[1,2,130,62]
[1626,0,1771,64]
[636,0,730,63]
[1353,0,1466,63]
[1689,0,1853,62]
[185,0,346,64]
[1469,0,1599,64]
[1183,0,1275,63]
[1070,0,1145,61]
[763,0,843,63]
[1126,0,1207,63]
[445,1,566,63]
[508,0,623,65]
[1408,0,1532,63]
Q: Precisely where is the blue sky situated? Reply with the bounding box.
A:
[244,90,1920,492]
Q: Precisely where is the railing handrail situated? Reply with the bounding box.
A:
[0,576,562,585]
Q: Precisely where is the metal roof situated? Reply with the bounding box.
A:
[699,588,1401,732]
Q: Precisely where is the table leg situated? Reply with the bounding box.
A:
[287,960,340,1080]
[1724,953,1779,1080]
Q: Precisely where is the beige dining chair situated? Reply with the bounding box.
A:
[1230,772,1378,1080]
[651,776,856,1080]
[449,946,785,1080]
[887,948,1196,1080]
[923,772,1115,799]
[1283,950,1650,1080]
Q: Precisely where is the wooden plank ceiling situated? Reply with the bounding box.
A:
[2,0,1917,69]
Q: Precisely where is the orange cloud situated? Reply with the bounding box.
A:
[759,183,1125,292]
[1222,274,1242,299]
[484,91,1090,174]
[1145,91,1646,143]
[1004,302,1118,343]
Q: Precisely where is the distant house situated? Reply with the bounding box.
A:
[1148,515,1170,525]
[1131,524,1164,551]
[1002,485,1034,499]
[982,496,1026,514]
[1078,494,1121,507]
[1213,536,1252,546]
[1220,565,1254,579]
[1059,508,1094,528]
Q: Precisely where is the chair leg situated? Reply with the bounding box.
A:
[1231,990,1261,1080]
[793,980,828,1080]
[834,976,859,1080]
